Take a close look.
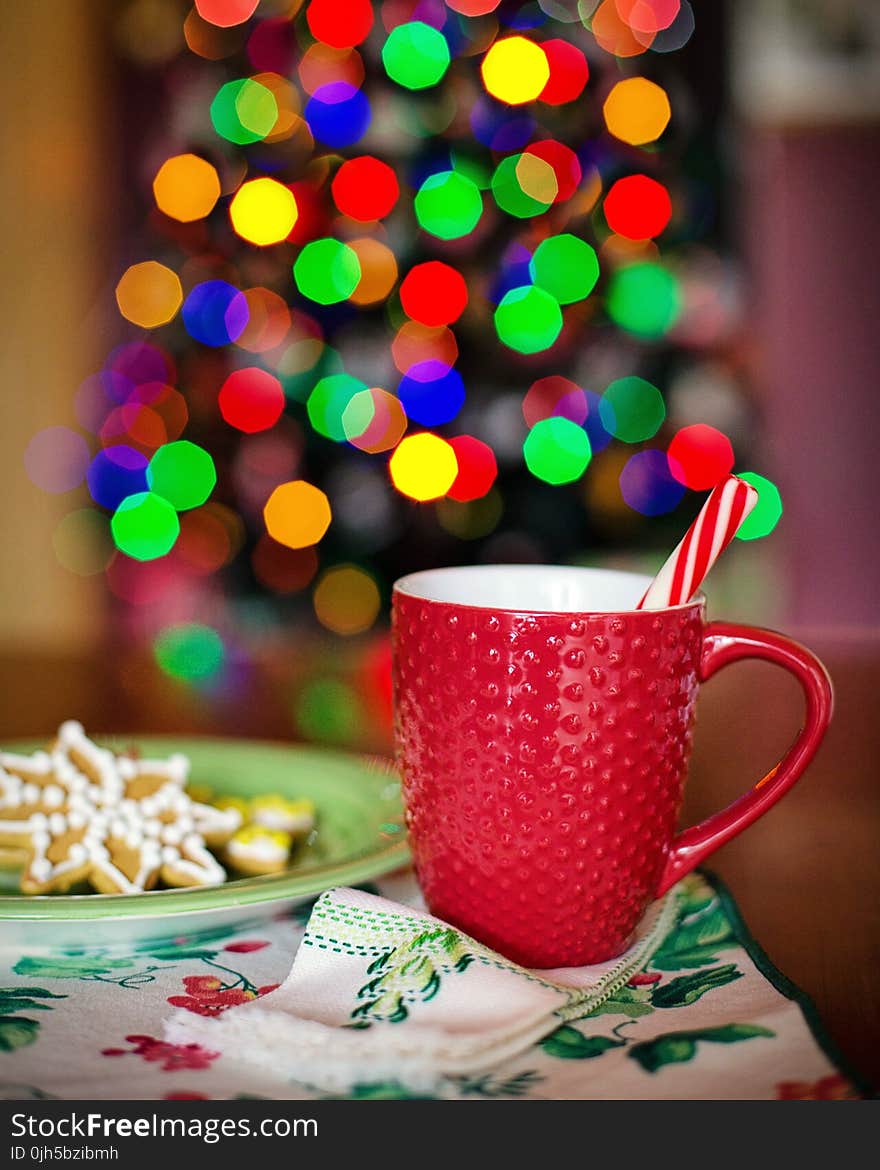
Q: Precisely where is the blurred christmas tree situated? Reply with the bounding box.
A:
[29,0,779,745]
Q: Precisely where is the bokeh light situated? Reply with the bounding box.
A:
[348,239,398,306]
[115,261,182,329]
[229,178,298,245]
[236,287,291,352]
[494,286,563,354]
[305,82,371,148]
[24,427,90,494]
[619,449,686,516]
[392,322,458,375]
[481,36,549,105]
[306,0,373,49]
[389,433,458,501]
[382,22,450,91]
[400,262,468,327]
[447,436,498,502]
[397,361,465,426]
[529,235,599,304]
[331,156,399,221]
[153,154,221,222]
[603,78,671,146]
[211,77,278,144]
[176,504,242,574]
[539,39,589,105]
[414,171,483,240]
[734,472,783,540]
[343,388,407,453]
[295,676,364,745]
[111,492,180,561]
[263,480,332,549]
[313,565,381,635]
[87,446,149,510]
[523,417,592,485]
[154,622,225,681]
[308,372,367,441]
[147,440,217,510]
[491,153,556,218]
[667,424,734,489]
[219,368,285,433]
[252,537,318,594]
[182,280,249,346]
[522,375,587,428]
[592,0,656,57]
[606,263,681,338]
[523,140,581,203]
[293,238,361,304]
[599,376,666,443]
[604,175,672,240]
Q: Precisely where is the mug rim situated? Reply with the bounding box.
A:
[392,564,706,617]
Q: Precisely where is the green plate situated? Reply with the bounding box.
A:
[0,737,409,947]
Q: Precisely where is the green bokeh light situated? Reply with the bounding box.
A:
[147,441,217,511]
[154,623,225,682]
[734,472,783,541]
[414,171,482,240]
[293,238,361,305]
[523,418,592,485]
[210,79,278,146]
[599,376,666,443]
[308,372,368,442]
[451,151,491,190]
[110,492,180,561]
[494,286,563,354]
[606,263,681,339]
[490,155,551,219]
[295,677,365,745]
[381,21,451,90]
[530,234,600,305]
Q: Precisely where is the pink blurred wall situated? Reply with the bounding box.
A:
[747,127,880,630]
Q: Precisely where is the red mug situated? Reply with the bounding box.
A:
[392,565,833,968]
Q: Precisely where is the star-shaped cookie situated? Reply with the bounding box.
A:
[0,722,241,895]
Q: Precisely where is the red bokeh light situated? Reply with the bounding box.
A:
[667,424,734,490]
[219,368,285,434]
[604,174,672,240]
[616,0,681,35]
[522,376,587,428]
[539,39,589,106]
[522,140,582,204]
[195,0,258,29]
[331,156,400,222]
[251,537,318,594]
[392,322,459,374]
[400,262,468,327]
[447,436,498,502]
[306,0,374,50]
[286,181,329,246]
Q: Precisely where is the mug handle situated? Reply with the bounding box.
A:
[655,621,834,896]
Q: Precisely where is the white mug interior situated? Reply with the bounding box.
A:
[393,564,703,615]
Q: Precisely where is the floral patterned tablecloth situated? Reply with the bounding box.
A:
[0,871,864,1101]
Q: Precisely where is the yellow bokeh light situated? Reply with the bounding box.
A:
[115,261,183,329]
[313,565,381,636]
[389,433,458,502]
[514,153,558,204]
[603,77,671,147]
[348,238,399,306]
[230,177,298,246]
[152,153,221,223]
[263,480,331,549]
[480,36,550,106]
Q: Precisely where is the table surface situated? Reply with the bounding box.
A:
[1,633,878,1091]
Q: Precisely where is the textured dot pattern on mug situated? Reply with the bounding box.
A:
[393,597,704,967]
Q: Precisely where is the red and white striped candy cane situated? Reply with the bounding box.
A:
[637,474,759,610]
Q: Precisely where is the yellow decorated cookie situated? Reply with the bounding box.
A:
[225,825,292,876]
[249,795,316,837]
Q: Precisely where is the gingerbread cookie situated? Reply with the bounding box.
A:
[249,795,316,838]
[0,722,241,895]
